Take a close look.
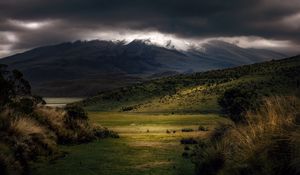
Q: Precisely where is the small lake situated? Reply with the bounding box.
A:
[43,97,84,107]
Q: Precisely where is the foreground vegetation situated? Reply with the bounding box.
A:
[193,96,300,175]
[0,65,117,175]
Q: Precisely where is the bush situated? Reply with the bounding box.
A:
[93,125,119,138]
[10,98,34,114]
[6,96,44,115]
[35,106,94,144]
[65,105,87,120]
[182,128,194,132]
[121,106,134,111]
[198,125,209,131]
[218,87,261,123]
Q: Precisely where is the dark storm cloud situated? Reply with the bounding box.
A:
[0,0,300,57]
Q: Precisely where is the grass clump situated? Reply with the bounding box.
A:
[0,110,58,175]
[198,125,209,131]
[92,124,119,138]
[193,96,300,175]
[182,128,194,132]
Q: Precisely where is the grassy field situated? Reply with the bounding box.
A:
[32,56,300,175]
[31,112,227,175]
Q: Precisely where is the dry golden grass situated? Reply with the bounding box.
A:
[10,117,46,136]
[35,106,100,143]
[226,96,299,160]
[195,96,300,175]
[35,106,66,129]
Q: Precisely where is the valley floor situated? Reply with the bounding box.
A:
[31,112,227,175]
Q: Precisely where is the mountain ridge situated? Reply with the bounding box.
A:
[0,39,286,97]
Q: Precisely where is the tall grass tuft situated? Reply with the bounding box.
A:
[194,96,300,175]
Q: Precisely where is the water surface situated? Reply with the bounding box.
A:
[43,97,84,107]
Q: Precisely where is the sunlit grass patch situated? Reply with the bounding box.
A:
[31,112,227,175]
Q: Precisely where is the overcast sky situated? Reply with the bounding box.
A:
[0,0,300,58]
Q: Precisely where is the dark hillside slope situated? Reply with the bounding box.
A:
[79,55,300,112]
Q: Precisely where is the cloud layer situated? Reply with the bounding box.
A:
[0,0,300,57]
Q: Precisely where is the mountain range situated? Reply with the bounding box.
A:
[0,39,286,97]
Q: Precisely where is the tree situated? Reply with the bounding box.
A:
[0,64,31,110]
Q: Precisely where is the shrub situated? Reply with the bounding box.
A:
[9,98,34,114]
[65,105,87,120]
[121,106,134,111]
[182,128,194,132]
[218,87,261,123]
[35,106,94,144]
[93,125,119,138]
[198,125,209,131]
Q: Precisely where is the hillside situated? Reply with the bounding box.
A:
[79,55,300,113]
[0,40,285,97]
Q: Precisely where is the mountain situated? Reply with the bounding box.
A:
[78,55,300,113]
[0,39,286,97]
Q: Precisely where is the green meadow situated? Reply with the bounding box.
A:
[31,112,227,175]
